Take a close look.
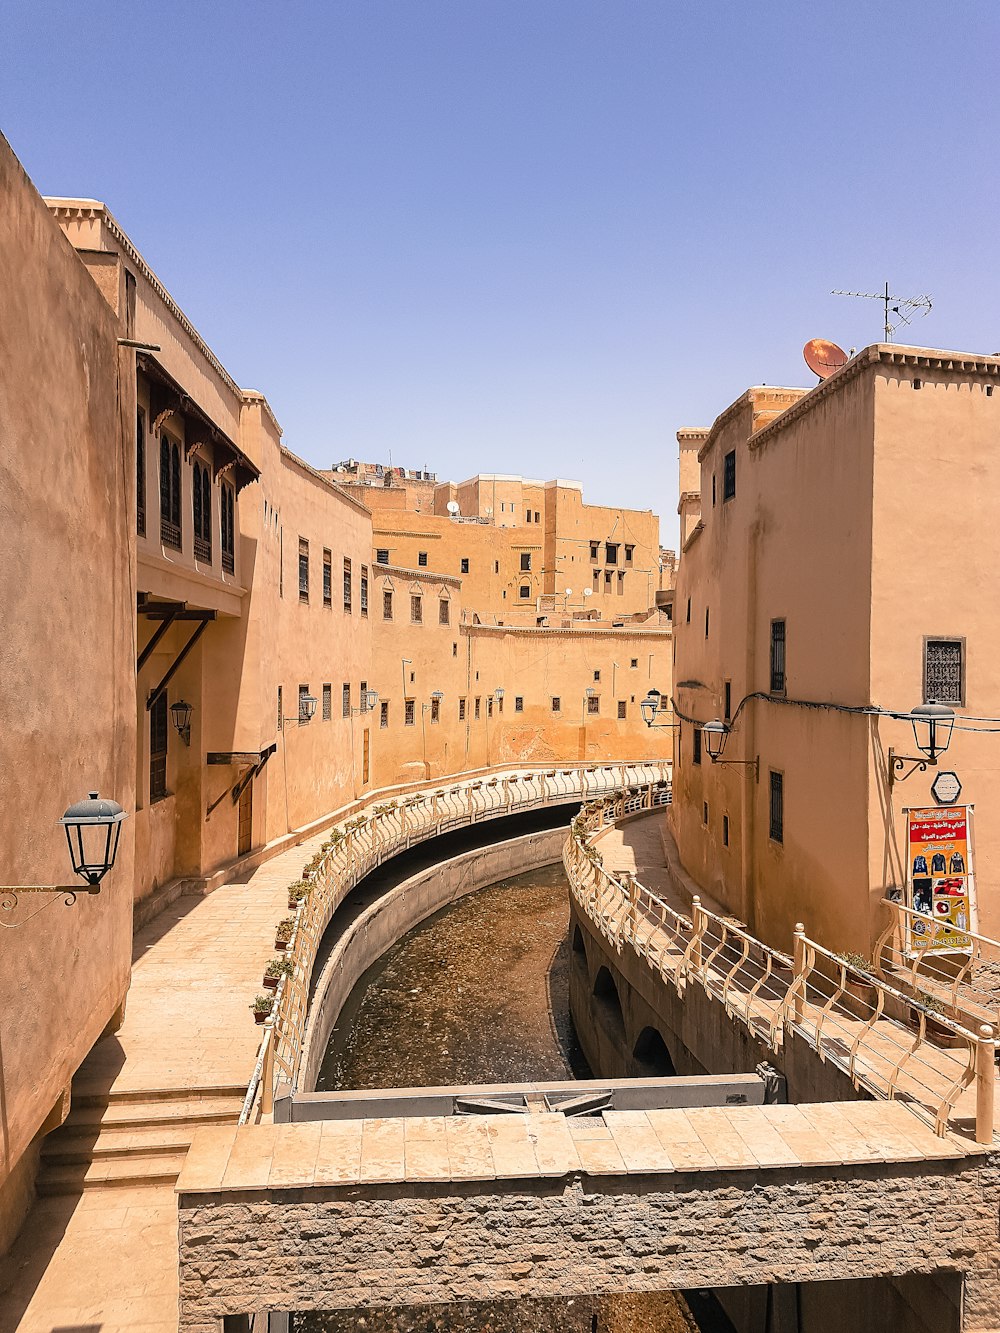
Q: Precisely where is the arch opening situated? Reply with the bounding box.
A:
[631,1026,676,1077]
[592,965,626,1039]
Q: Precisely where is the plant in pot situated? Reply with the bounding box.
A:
[834,951,879,1016]
[287,879,311,910]
[275,917,294,950]
[250,992,274,1024]
[912,990,964,1047]
[262,956,292,990]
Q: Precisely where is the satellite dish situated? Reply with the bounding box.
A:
[803,339,849,380]
[583,588,592,598]
[446,500,460,516]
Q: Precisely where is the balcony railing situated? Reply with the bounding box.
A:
[160,516,182,550]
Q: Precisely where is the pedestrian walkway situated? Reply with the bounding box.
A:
[0,823,331,1333]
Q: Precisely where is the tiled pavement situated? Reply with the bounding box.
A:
[0,825,332,1333]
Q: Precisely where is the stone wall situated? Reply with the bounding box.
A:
[177,1154,1000,1331]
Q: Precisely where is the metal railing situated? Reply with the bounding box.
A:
[565,798,995,1144]
[241,762,671,1123]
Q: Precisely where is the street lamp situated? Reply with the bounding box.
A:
[298,694,318,724]
[494,688,505,702]
[350,690,380,716]
[700,719,759,778]
[2,792,129,913]
[170,699,193,746]
[890,699,956,785]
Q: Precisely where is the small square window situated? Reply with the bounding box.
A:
[551,697,561,712]
[520,553,531,571]
[461,557,469,574]
[376,547,389,564]
[594,670,601,682]
[923,638,964,705]
[630,659,638,669]
[589,542,599,560]
[606,543,619,565]
[587,695,599,715]
[418,551,428,567]
[625,545,634,563]
[515,696,523,712]
[519,585,530,598]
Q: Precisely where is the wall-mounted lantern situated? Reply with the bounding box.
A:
[362,689,379,713]
[2,792,129,917]
[298,694,318,725]
[494,687,505,702]
[701,719,759,779]
[890,700,956,785]
[170,699,193,746]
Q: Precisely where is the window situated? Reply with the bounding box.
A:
[686,598,691,623]
[551,697,561,712]
[411,594,423,623]
[498,696,504,714]
[769,771,784,843]
[515,696,523,712]
[380,700,389,728]
[360,565,368,617]
[279,527,283,596]
[342,683,351,717]
[923,638,964,705]
[360,680,369,712]
[723,814,730,847]
[520,553,531,571]
[322,684,332,720]
[625,545,634,563]
[475,697,481,720]
[587,695,599,715]
[418,551,428,567]
[452,642,457,656]
[494,561,500,574]
[618,700,627,720]
[323,549,332,606]
[590,542,599,560]
[136,409,146,536]
[149,693,168,801]
[724,681,732,722]
[703,801,709,826]
[439,598,450,625]
[693,726,702,765]
[770,619,786,694]
[193,461,212,563]
[299,685,310,725]
[159,435,181,548]
[343,558,352,612]
[705,607,709,638]
[630,659,638,669]
[277,686,283,731]
[487,698,493,718]
[431,696,440,723]
[606,543,619,565]
[459,698,466,721]
[604,571,613,587]
[405,700,415,726]
[383,589,393,620]
[712,474,717,507]
[617,571,625,593]
[594,670,601,682]
[723,449,736,501]
[376,547,389,564]
[298,538,309,602]
[519,585,530,598]
[461,557,470,574]
[220,483,235,574]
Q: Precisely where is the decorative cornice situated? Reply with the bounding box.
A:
[462,622,671,640]
[241,389,283,437]
[373,562,462,588]
[279,447,372,518]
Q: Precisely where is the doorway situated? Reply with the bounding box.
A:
[238,780,253,856]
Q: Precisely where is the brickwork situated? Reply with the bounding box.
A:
[177,1154,1000,1330]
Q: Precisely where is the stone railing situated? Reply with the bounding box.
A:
[564,797,995,1144]
[242,762,671,1122]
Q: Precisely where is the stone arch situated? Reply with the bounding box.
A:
[571,924,587,957]
[592,965,626,1040]
[632,1026,676,1077]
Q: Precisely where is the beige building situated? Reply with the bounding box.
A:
[0,135,672,1241]
[670,345,1000,957]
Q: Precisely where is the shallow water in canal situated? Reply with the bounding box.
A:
[303,862,731,1333]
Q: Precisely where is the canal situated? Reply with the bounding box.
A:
[303,861,732,1333]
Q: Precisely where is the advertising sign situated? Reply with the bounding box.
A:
[905,805,975,955]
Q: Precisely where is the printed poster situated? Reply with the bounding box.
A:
[906,805,975,955]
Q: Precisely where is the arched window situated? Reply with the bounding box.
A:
[193,461,212,562]
[221,481,235,574]
[159,435,181,549]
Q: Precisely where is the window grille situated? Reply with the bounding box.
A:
[770,619,786,694]
[587,696,599,715]
[439,598,450,625]
[383,589,393,620]
[298,538,309,602]
[618,700,627,719]
[723,450,736,501]
[376,548,389,564]
[221,484,235,573]
[149,693,168,801]
[380,701,389,728]
[322,684,331,720]
[551,697,561,712]
[343,683,351,717]
[343,558,352,612]
[461,558,469,573]
[405,700,415,726]
[693,726,702,765]
[515,696,523,712]
[136,410,146,536]
[418,552,428,567]
[923,638,964,704]
[411,595,422,623]
[323,550,332,606]
[459,698,466,721]
[769,771,784,843]
[360,565,368,617]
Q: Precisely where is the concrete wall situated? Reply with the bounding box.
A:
[0,138,136,1246]
[300,828,568,1090]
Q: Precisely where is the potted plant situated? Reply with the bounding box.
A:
[262,957,291,990]
[287,879,310,910]
[912,991,966,1048]
[835,951,879,1018]
[275,917,294,950]
[250,993,274,1024]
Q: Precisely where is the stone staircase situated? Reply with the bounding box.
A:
[38,1084,246,1195]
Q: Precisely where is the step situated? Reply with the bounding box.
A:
[56,1095,245,1133]
[37,1151,188,1196]
[42,1134,193,1166]
[71,1082,246,1109]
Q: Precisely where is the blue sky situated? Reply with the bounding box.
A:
[3,2,998,545]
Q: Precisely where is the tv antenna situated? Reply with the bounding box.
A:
[832,282,932,342]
